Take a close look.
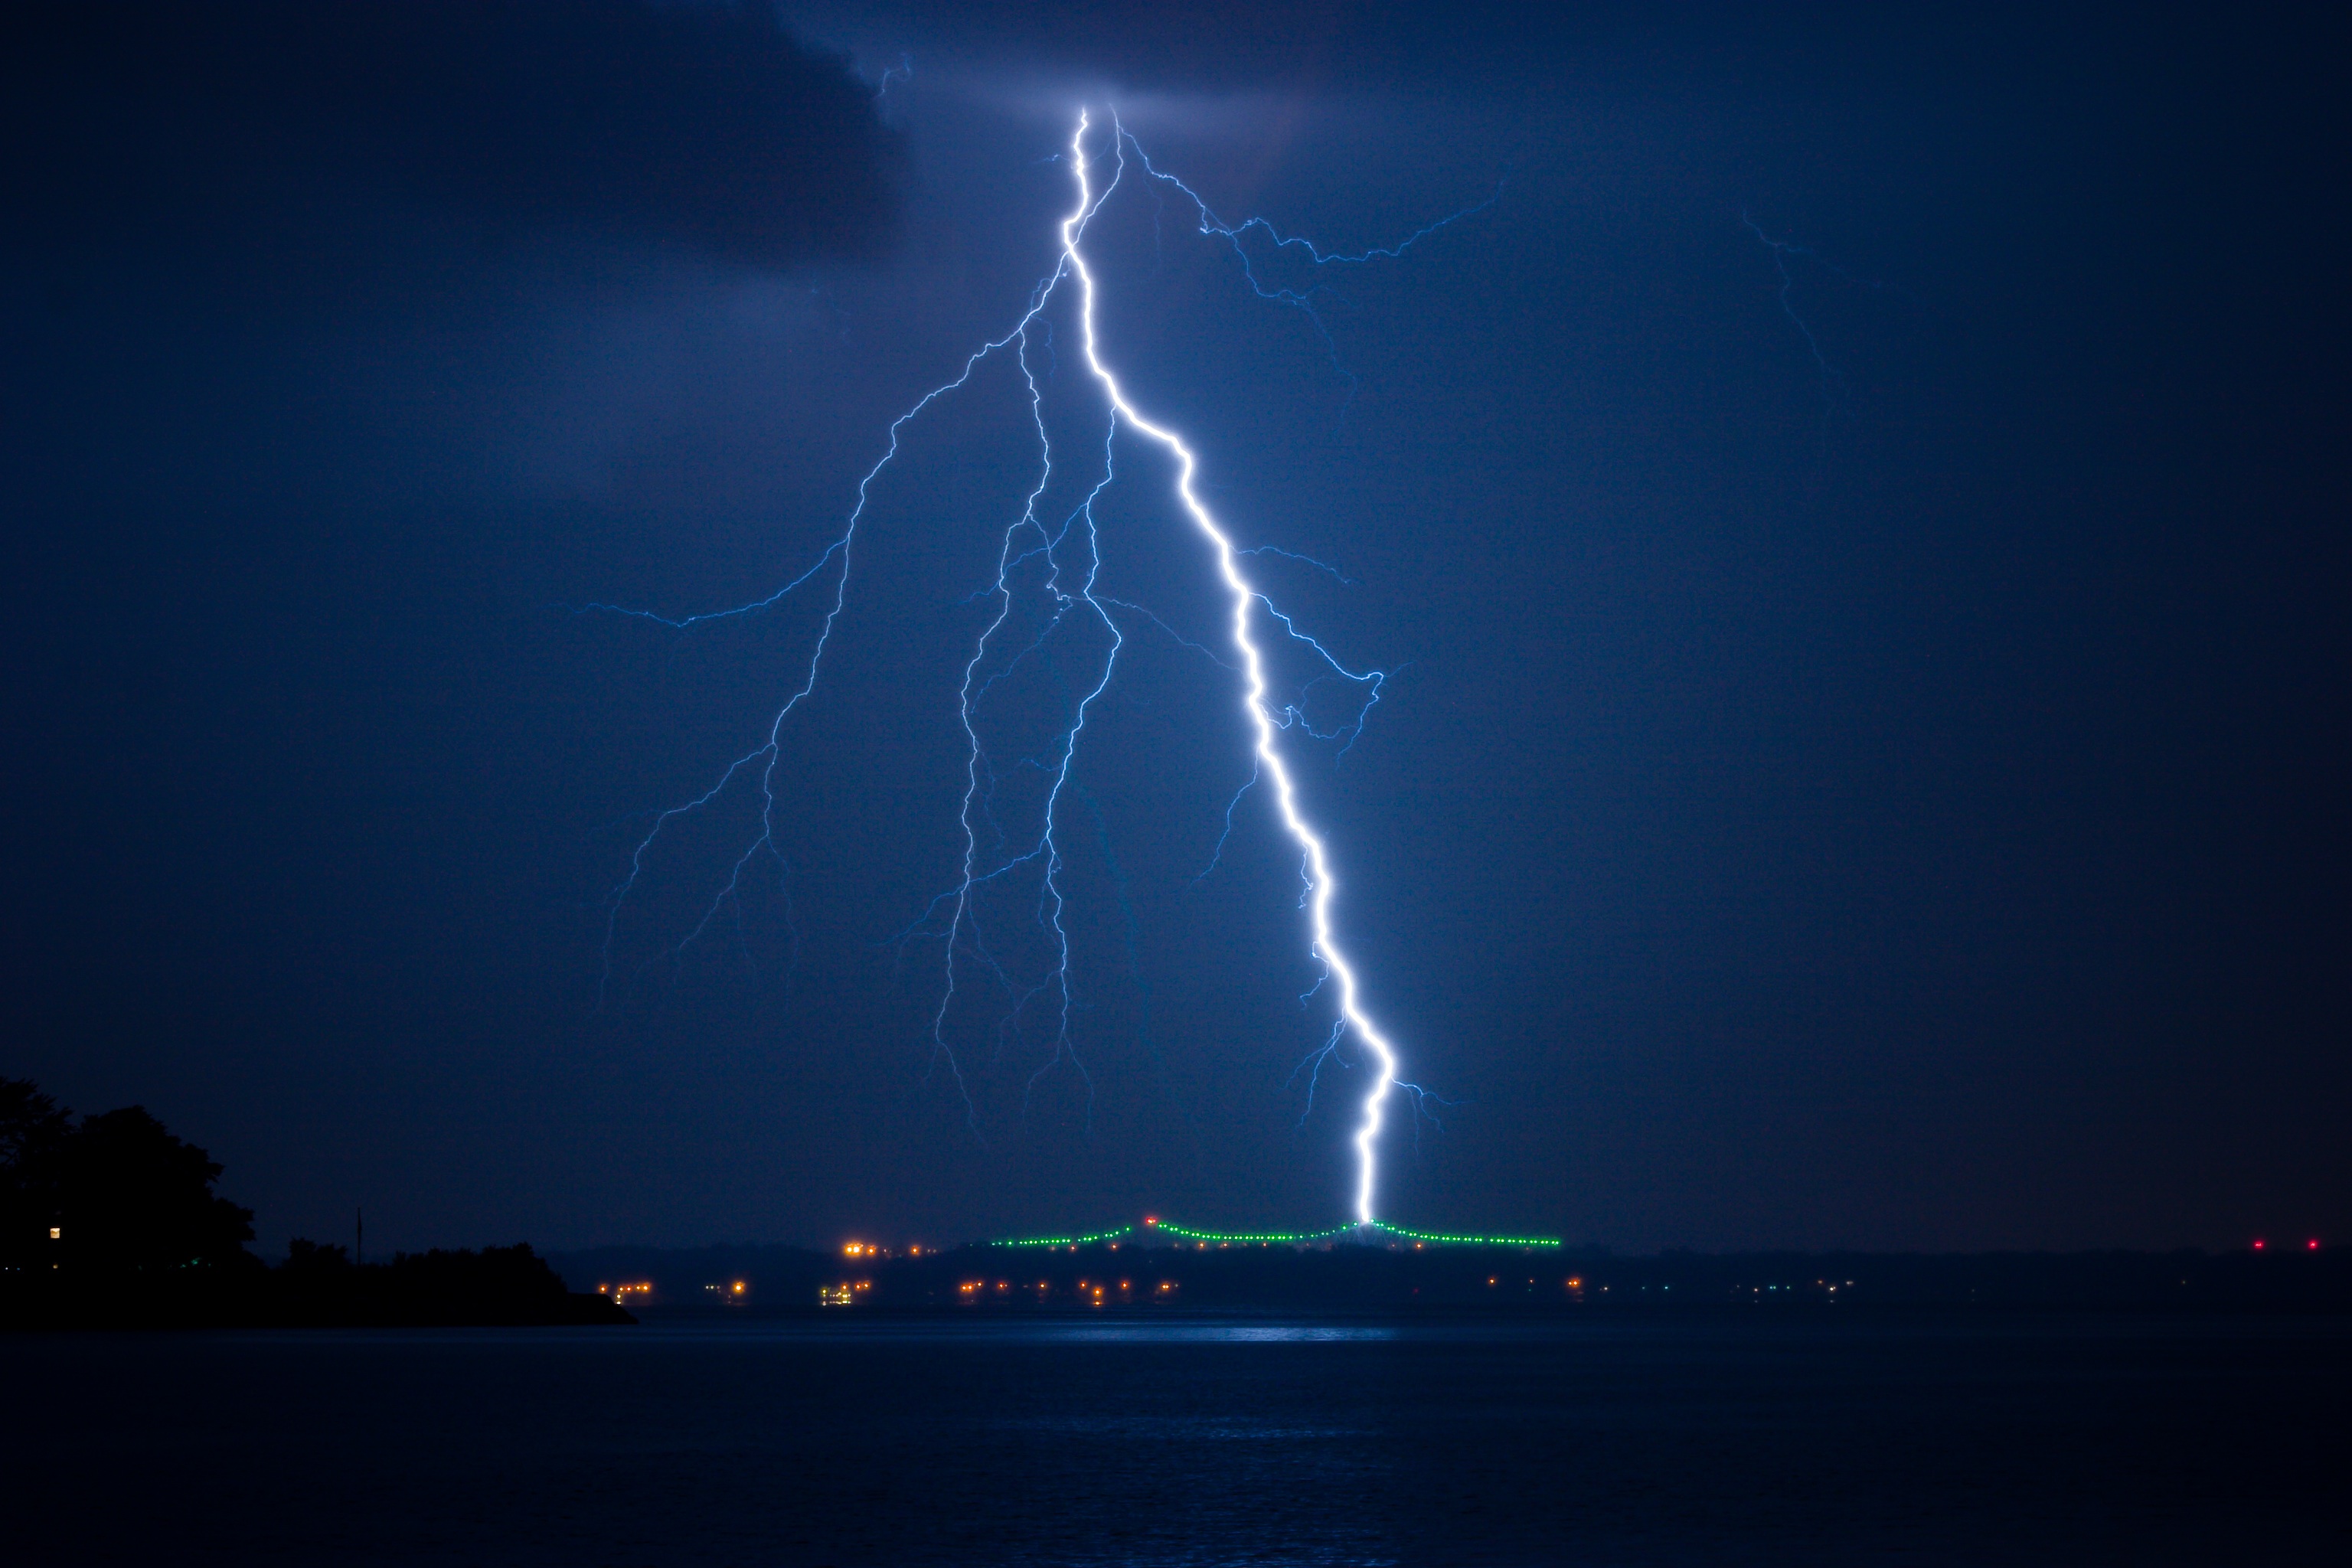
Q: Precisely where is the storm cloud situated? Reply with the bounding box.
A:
[5,1,901,270]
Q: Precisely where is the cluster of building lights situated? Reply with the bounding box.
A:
[612,1236,2326,1311]
[943,1276,1178,1305]
[611,1234,2331,1313]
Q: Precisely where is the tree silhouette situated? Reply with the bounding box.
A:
[1,1077,74,1271]
[56,1106,256,1279]
[6,1077,628,1325]
[284,1236,351,1272]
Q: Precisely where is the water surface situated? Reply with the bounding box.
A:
[8,1312,2344,1563]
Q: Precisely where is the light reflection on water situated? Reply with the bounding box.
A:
[1040,1323,1395,1343]
[8,1313,2344,1566]
[596,1315,1408,1346]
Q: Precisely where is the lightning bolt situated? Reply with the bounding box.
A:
[594,109,1482,1228]
[1057,113,1402,1224]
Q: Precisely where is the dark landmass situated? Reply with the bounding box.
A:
[4,1239,633,1330]
[2,1076,628,1329]
[554,1237,2352,1315]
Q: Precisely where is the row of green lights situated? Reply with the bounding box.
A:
[990,1226,1136,1249]
[1154,1221,1357,1244]
[1371,1223,1561,1248]
[991,1219,1561,1249]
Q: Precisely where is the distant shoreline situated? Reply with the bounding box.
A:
[547,1240,2352,1315]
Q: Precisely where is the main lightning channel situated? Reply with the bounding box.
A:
[596,109,1474,1229]
[1060,113,1401,1226]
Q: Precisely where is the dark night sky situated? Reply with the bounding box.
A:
[4,2,2344,1254]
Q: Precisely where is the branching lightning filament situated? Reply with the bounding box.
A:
[594,110,1483,1227]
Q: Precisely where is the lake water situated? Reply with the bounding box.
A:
[7,1312,2345,1564]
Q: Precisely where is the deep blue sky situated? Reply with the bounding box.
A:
[5,2,2344,1253]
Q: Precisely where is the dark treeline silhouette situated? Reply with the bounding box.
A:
[1,1079,255,1287]
[2,1078,627,1328]
[266,1236,633,1327]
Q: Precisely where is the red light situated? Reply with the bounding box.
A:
[2311,1240,2321,1250]
[2252,1240,2265,1250]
